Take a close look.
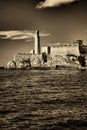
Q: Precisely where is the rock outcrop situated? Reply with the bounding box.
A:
[13,53,31,69]
[30,54,43,67]
[7,60,16,69]
[7,52,87,69]
[43,54,80,68]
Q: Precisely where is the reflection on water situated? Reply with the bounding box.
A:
[0,69,87,130]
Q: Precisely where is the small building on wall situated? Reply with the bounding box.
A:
[29,50,35,54]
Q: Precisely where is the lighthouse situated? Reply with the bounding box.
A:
[34,30,40,54]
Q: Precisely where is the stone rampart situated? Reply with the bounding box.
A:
[51,44,80,56]
[7,52,82,69]
[45,54,80,67]
[67,45,80,56]
[30,54,43,67]
[7,42,86,69]
[13,53,31,69]
[14,53,31,62]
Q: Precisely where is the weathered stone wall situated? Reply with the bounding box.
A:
[67,45,80,56]
[13,53,44,68]
[30,54,43,67]
[51,46,67,56]
[50,44,80,56]
[7,52,81,69]
[13,53,31,69]
[42,46,51,54]
[44,54,80,67]
[14,53,31,62]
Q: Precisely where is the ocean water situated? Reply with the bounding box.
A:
[0,69,87,130]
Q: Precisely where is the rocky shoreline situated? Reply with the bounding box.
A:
[5,52,87,70]
[1,65,87,70]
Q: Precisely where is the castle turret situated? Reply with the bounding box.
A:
[74,40,83,55]
[34,30,40,54]
[76,40,83,46]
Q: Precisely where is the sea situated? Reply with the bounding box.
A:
[0,69,87,130]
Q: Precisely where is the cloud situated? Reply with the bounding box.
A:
[36,0,77,9]
[0,30,50,41]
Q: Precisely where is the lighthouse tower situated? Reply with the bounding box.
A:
[34,30,40,54]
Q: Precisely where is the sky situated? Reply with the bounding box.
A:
[0,0,87,66]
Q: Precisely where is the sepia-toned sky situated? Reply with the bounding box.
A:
[0,0,87,66]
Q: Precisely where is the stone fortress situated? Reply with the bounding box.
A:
[7,30,87,69]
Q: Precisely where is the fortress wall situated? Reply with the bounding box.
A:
[42,47,48,54]
[7,52,81,69]
[42,46,51,54]
[13,53,31,69]
[30,54,43,67]
[51,46,67,56]
[67,45,80,56]
[14,53,31,62]
[14,53,44,68]
[50,44,80,56]
[46,54,80,67]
